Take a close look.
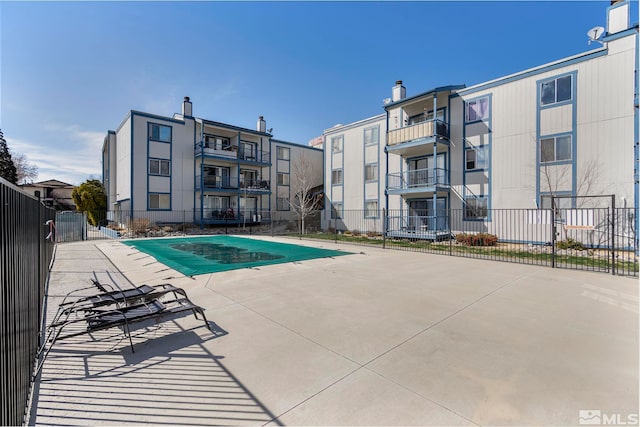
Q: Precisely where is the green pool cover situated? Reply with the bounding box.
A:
[122,235,352,276]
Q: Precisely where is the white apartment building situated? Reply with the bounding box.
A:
[102,98,323,227]
[322,0,638,244]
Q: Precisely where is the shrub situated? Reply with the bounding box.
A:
[130,218,151,235]
[557,238,585,250]
[455,232,498,246]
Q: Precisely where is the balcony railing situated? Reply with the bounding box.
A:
[387,119,448,146]
[196,141,270,163]
[240,180,271,191]
[196,176,272,192]
[387,167,449,191]
[196,175,238,190]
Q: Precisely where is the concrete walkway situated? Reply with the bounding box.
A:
[31,237,638,426]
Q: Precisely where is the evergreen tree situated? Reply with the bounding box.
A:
[0,129,18,184]
[72,179,107,226]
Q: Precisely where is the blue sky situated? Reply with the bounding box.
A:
[1,1,635,185]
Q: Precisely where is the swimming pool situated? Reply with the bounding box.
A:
[122,236,352,276]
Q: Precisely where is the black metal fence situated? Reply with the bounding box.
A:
[1,178,55,426]
[65,206,637,277]
[319,208,638,277]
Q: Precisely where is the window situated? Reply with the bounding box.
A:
[331,136,343,153]
[364,127,379,145]
[277,197,290,211]
[331,202,343,219]
[332,169,343,185]
[365,200,378,218]
[465,197,488,219]
[149,193,170,210]
[149,159,170,176]
[465,146,488,170]
[277,173,290,186]
[540,75,572,106]
[205,135,231,150]
[277,146,290,160]
[364,163,378,182]
[540,135,571,163]
[149,124,171,142]
[465,97,489,122]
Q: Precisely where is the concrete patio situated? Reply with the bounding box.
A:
[30,236,638,426]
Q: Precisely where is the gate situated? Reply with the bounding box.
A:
[551,195,636,276]
[54,210,111,242]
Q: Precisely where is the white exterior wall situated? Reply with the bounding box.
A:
[453,33,636,212]
[322,114,387,232]
[271,141,323,222]
[115,116,132,205]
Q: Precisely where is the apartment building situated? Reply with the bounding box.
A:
[102,98,323,226]
[322,0,638,244]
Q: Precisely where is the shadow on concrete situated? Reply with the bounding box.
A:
[29,320,283,426]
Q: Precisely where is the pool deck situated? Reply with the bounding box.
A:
[31,236,638,426]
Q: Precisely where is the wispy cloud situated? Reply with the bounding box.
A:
[7,124,105,185]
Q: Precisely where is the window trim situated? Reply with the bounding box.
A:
[364,163,378,182]
[364,199,379,219]
[331,135,343,153]
[465,146,488,171]
[465,96,490,123]
[540,134,572,164]
[276,146,290,161]
[539,74,573,107]
[364,126,379,146]
[331,169,343,186]
[148,123,172,143]
[148,192,171,211]
[148,158,171,176]
[277,172,290,186]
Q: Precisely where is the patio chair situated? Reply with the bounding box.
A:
[51,280,188,327]
[36,297,211,377]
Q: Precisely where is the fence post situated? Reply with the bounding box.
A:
[611,195,616,276]
[551,196,556,269]
[382,208,386,249]
[36,191,42,348]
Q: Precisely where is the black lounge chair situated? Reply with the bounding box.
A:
[36,297,211,377]
[52,280,188,325]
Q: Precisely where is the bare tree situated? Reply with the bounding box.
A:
[10,150,38,184]
[289,151,321,235]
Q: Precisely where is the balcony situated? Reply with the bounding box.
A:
[195,175,237,192]
[386,214,450,241]
[386,120,448,157]
[195,141,270,165]
[387,167,449,197]
[240,180,271,193]
[195,175,271,194]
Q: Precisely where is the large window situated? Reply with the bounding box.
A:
[540,195,573,210]
[365,200,378,218]
[331,136,343,153]
[465,197,488,219]
[540,135,571,163]
[277,172,290,186]
[540,75,572,106]
[465,97,489,122]
[277,146,290,160]
[364,163,378,182]
[149,159,170,176]
[364,127,379,145]
[149,193,170,210]
[149,123,171,142]
[465,146,488,170]
[332,169,343,185]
